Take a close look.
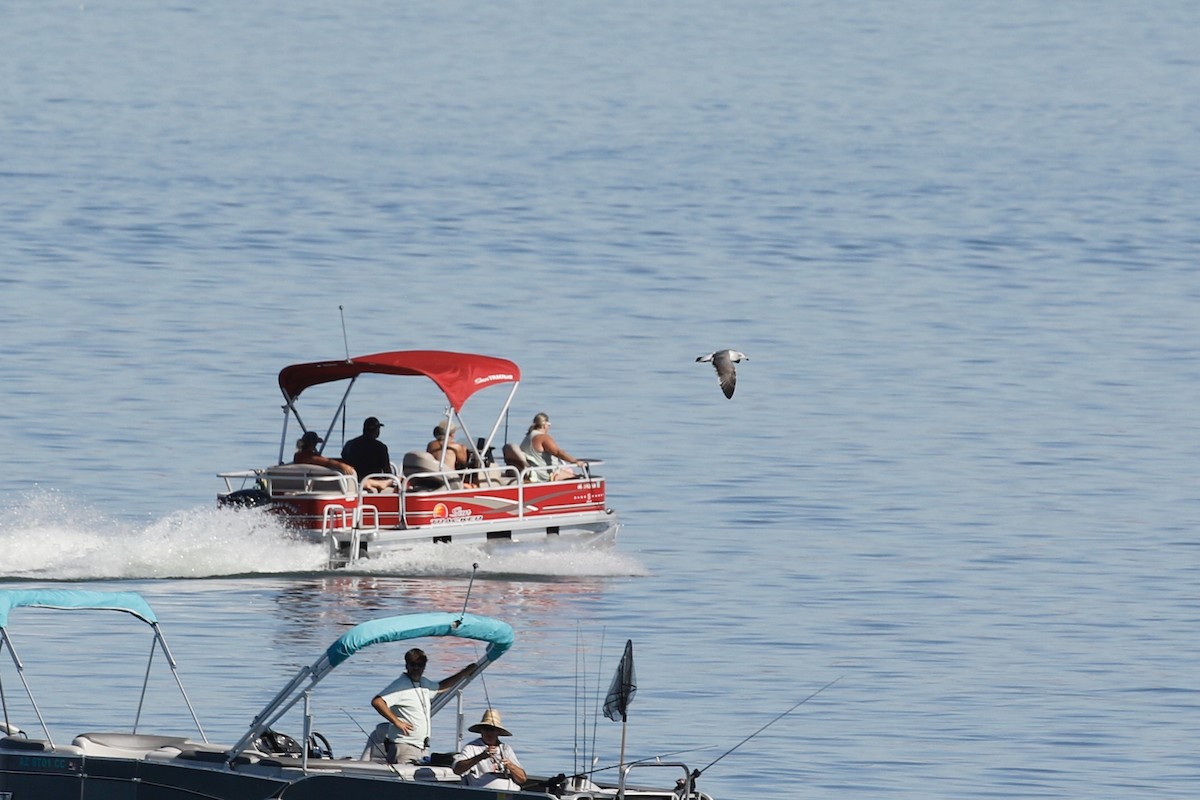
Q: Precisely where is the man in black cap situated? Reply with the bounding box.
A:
[342,417,394,492]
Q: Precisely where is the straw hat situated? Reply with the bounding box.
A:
[468,709,513,737]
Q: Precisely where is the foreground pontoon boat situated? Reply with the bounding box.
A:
[0,589,711,800]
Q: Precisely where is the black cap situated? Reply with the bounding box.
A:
[364,416,384,430]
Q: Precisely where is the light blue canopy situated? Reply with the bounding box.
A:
[0,589,158,628]
[325,611,513,668]
[0,588,206,744]
[226,611,516,761]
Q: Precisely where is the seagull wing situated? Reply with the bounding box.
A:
[712,350,737,398]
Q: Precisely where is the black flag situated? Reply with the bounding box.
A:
[603,639,637,722]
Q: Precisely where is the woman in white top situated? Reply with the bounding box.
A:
[519,413,580,481]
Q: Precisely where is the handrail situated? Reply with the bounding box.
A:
[619,762,697,799]
[217,469,261,493]
[321,505,354,566]
[358,504,379,532]
[320,505,352,534]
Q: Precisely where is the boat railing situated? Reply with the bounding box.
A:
[262,464,358,497]
[618,762,702,800]
[517,459,604,485]
[358,504,380,531]
[217,469,262,494]
[321,505,353,535]
[398,467,478,493]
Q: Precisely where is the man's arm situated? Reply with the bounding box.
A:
[437,662,479,693]
[371,695,412,735]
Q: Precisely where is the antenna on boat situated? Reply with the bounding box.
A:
[589,627,607,773]
[338,305,350,361]
[455,563,480,627]
[573,625,583,774]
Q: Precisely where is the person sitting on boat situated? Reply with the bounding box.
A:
[293,431,357,477]
[370,648,478,766]
[520,413,582,481]
[341,416,396,493]
[427,419,478,488]
[426,419,469,469]
[453,709,527,790]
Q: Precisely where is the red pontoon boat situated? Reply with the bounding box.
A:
[218,350,618,566]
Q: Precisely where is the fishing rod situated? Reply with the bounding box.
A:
[340,708,404,779]
[589,628,607,774]
[338,305,350,361]
[523,746,715,795]
[695,675,843,776]
[338,305,350,442]
[456,562,493,712]
[455,562,480,625]
[574,745,715,777]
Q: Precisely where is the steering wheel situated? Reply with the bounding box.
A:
[254,729,303,757]
[306,731,334,759]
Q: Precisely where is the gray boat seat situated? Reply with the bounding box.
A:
[1,735,49,751]
[264,463,356,495]
[2,735,84,755]
[73,732,191,757]
[360,721,389,762]
[402,451,462,490]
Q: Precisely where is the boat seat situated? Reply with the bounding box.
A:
[264,463,356,495]
[360,722,389,762]
[73,732,191,757]
[500,444,528,484]
[402,451,462,490]
[1,735,84,755]
[256,755,351,771]
[168,747,259,766]
[399,764,462,782]
[502,444,527,471]
[1,735,49,751]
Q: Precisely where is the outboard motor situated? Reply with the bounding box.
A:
[218,487,272,509]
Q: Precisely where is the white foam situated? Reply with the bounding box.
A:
[0,489,645,580]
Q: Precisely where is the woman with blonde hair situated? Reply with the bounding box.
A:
[519,413,580,481]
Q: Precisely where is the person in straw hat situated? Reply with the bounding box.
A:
[453,709,527,789]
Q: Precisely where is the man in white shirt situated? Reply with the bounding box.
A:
[371,648,476,765]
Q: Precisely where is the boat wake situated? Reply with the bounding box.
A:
[0,490,645,581]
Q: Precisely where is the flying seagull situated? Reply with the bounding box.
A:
[696,349,748,398]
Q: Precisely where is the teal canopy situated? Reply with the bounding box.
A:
[325,612,513,668]
[0,589,158,628]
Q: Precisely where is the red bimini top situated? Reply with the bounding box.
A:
[277,350,521,412]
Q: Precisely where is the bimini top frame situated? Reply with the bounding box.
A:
[0,589,206,749]
[225,611,514,765]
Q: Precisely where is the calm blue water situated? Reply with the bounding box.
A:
[4,1,1200,798]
